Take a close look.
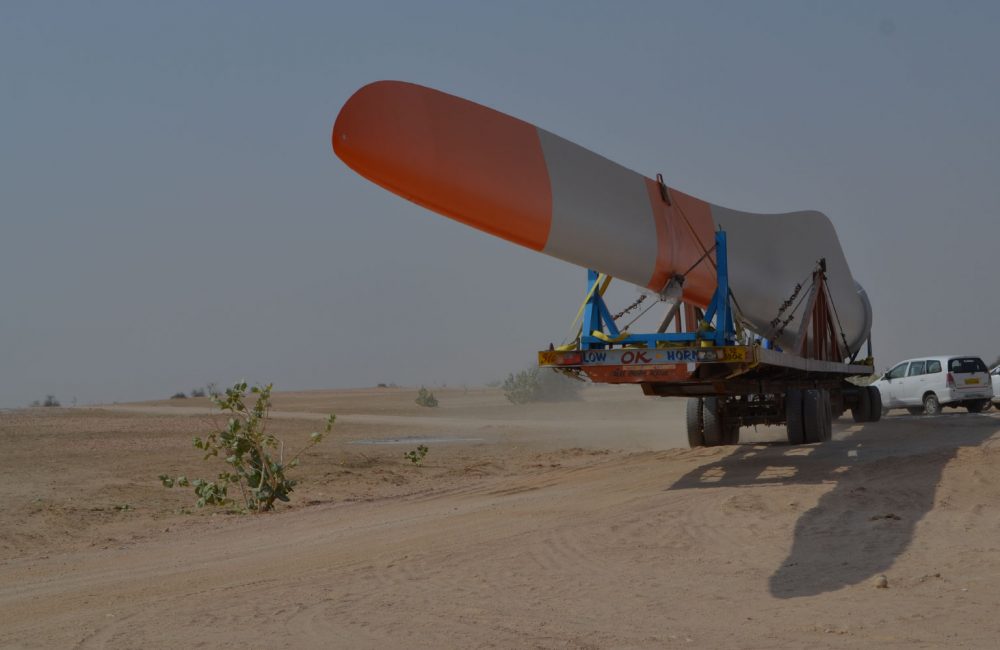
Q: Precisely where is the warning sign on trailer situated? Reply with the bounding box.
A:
[538,346,750,368]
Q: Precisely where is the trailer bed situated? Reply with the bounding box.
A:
[538,345,874,397]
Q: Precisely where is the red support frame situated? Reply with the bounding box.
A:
[791,261,846,362]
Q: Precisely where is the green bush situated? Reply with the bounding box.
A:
[404,444,429,465]
[415,386,438,407]
[159,381,334,513]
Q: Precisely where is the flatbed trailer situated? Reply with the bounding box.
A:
[538,230,881,447]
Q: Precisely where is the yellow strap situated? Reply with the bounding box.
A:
[590,330,630,343]
[562,274,612,346]
[598,274,612,296]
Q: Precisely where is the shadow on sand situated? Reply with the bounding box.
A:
[668,412,1000,598]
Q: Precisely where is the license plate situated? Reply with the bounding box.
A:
[965,378,980,385]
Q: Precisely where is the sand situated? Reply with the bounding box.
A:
[2,385,1000,648]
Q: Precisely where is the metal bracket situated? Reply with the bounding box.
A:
[656,173,671,205]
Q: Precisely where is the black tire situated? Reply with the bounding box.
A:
[966,399,987,414]
[821,390,833,441]
[906,407,924,416]
[852,388,870,423]
[803,389,826,444]
[923,392,941,415]
[785,389,805,445]
[686,398,705,448]
[866,386,882,422]
[702,397,724,446]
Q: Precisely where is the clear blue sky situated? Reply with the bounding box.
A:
[2,1,999,407]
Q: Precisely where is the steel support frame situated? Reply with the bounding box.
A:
[790,259,846,363]
[580,230,736,351]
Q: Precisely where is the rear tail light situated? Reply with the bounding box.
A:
[946,372,956,388]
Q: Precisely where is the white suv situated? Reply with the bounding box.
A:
[872,355,993,415]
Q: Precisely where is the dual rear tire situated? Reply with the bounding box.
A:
[965,399,989,413]
[686,397,740,448]
[787,389,832,445]
[851,386,882,423]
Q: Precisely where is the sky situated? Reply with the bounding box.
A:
[2,1,999,407]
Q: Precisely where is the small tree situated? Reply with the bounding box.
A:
[160,381,334,513]
[502,367,540,404]
[404,444,429,465]
[415,386,438,407]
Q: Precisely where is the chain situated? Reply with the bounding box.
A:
[771,312,797,341]
[769,277,814,341]
[613,294,647,321]
[769,282,803,330]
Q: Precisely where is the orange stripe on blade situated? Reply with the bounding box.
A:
[332,81,552,251]
[643,181,717,307]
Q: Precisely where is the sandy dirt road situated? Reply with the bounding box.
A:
[3,386,1000,648]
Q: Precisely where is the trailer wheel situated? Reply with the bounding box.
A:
[821,390,833,442]
[851,388,871,423]
[686,397,705,448]
[866,386,882,422]
[803,389,827,444]
[702,397,725,446]
[966,399,988,413]
[785,389,805,445]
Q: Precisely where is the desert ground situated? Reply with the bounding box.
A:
[3,385,1000,648]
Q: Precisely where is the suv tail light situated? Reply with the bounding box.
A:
[946,372,956,388]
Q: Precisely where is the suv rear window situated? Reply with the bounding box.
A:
[949,357,987,373]
[927,360,942,373]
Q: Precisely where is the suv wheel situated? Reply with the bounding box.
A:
[923,393,941,415]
